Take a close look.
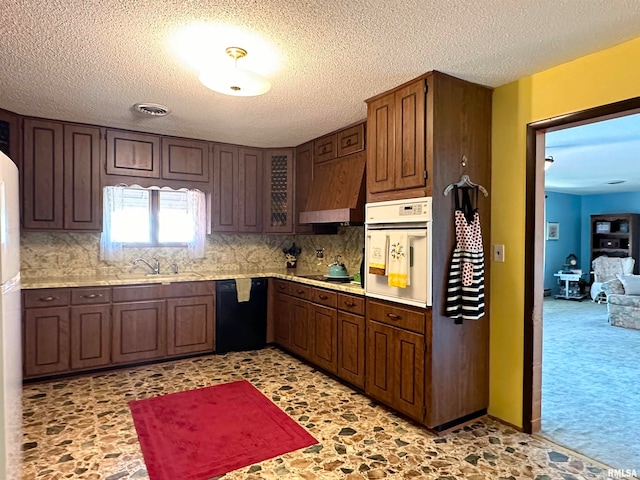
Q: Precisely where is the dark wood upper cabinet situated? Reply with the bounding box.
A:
[238,148,263,233]
[64,125,102,231]
[366,93,396,195]
[106,129,160,178]
[212,144,238,232]
[394,80,426,191]
[337,123,365,157]
[314,134,337,163]
[22,118,64,230]
[0,108,21,164]
[264,149,294,234]
[161,137,210,183]
[294,142,313,234]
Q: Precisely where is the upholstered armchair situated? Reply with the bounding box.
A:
[590,256,635,303]
[601,276,640,330]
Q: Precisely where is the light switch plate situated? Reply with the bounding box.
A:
[493,244,505,262]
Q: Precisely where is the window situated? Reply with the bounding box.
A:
[100,186,207,261]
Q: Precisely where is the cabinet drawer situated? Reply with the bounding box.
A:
[338,293,365,315]
[314,134,337,163]
[71,287,111,305]
[24,289,70,308]
[273,280,291,296]
[290,283,312,300]
[312,288,337,308]
[166,281,215,298]
[337,123,365,157]
[112,284,164,303]
[366,299,425,334]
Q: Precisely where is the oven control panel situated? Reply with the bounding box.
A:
[365,197,432,223]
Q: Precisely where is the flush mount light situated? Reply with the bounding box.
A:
[133,103,170,116]
[199,47,271,97]
[544,156,554,170]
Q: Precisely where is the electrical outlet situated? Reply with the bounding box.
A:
[493,244,505,263]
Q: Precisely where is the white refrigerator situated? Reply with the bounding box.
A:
[0,151,21,479]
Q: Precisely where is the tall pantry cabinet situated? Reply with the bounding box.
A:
[365,71,492,429]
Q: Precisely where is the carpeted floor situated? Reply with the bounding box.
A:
[542,297,640,471]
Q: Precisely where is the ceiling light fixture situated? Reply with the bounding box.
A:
[544,156,554,170]
[199,47,271,97]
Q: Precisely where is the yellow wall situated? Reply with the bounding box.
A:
[490,36,640,426]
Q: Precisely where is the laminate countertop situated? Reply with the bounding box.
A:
[21,269,366,295]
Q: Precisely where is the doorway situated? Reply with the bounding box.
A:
[523,98,640,462]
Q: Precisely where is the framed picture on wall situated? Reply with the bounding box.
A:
[546,222,560,240]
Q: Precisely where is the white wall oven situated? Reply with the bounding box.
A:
[364,197,432,308]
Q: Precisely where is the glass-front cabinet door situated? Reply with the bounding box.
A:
[264,149,294,234]
[0,108,20,164]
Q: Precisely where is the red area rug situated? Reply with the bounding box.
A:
[129,380,317,480]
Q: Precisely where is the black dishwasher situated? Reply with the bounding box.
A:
[215,279,268,353]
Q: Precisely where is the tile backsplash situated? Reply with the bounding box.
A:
[20,227,365,279]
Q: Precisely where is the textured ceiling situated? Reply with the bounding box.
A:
[545,113,640,195]
[2,0,640,148]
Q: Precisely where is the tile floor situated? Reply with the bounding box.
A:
[21,347,619,479]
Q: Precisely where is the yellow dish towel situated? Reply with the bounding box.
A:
[235,278,252,302]
[388,233,409,288]
[368,232,388,275]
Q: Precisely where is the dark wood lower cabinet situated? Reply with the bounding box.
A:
[70,305,111,370]
[112,301,167,363]
[310,304,337,374]
[291,299,312,360]
[166,296,214,356]
[24,307,70,377]
[366,319,425,422]
[274,293,292,349]
[337,311,365,389]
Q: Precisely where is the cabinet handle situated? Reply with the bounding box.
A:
[387,313,401,320]
[39,296,59,302]
[279,284,286,290]
[82,293,102,299]
[345,138,352,146]
[322,147,327,153]
[344,301,356,307]
[319,294,328,300]
[296,289,305,294]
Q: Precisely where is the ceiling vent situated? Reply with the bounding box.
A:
[133,103,170,117]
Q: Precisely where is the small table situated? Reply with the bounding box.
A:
[553,272,588,301]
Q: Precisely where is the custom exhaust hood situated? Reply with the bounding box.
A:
[299,150,366,225]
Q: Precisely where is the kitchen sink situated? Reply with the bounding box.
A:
[117,272,203,282]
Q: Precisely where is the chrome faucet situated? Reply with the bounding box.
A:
[133,257,160,275]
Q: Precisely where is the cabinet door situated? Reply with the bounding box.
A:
[393,327,425,421]
[274,293,292,349]
[24,307,70,377]
[70,304,111,370]
[337,311,365,389]
[394,80,426,191]
[314,134,337,163]
[0,108,20,164]
[365,320,395,406]
[311,303,337,374]
[366,93,395,195]
[106,129,160,178]
[294,142,313,234]
[212,144,239,232]
[238,148,263,233]
[337,123,365,157]
[166,296,214,356]
[161,137,210,182]
[264,149,294,233]
[290,298,312,360]
[112,301,166,363]
[64,125,102,231]
[22,118,64,230]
